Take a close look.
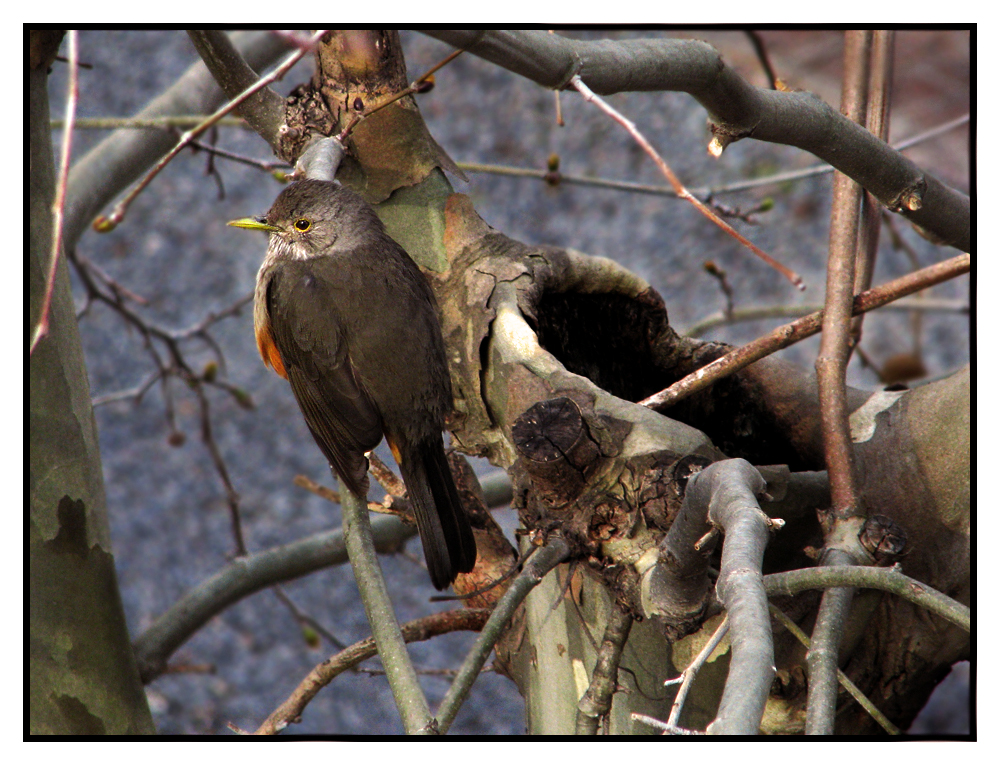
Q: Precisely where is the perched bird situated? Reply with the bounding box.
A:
[229,179,476,589]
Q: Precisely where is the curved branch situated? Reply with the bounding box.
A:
[132,514,415,683]
[424,30,969,252]
[763,565,970,632]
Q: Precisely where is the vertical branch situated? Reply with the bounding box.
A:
[30,30,78,355]
[436,538,571,734]
[575,606,634,734]
[816,30,871,518]
[804,548,857,734]
[851,31,895,346]
[340,482,434,734]
[807,31,875,737]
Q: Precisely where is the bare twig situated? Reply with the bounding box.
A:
[254,609,490,735]
[631,713,703,735]
[763,565,970,632]
[851,30,895,345]
[336,47,464,143]
[744,31,778,90]
[271,584,346,650]
[30,30,78,355]
[339,483,434,733]
[193,383,246,555]
[817,30,871,519]
[640,253,970,412]
[436,537,572,733]
[699,461,773,736]
[93,30,326,232]
[570,74,805,291]
[703,261,734,320]
[683,296,966,337]
[426,31,969,251]
[367,451,408,498]
[186,137,291,172]
[131,514,418,683]
[52,115,248,129]
[292,473,388,514]
[768,605,899,734]
[667,616,730,728]
[456,114,968,202]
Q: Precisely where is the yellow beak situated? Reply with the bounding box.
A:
[227,217,281,233]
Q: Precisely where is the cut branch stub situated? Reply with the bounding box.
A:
[857,514,907,566]
[512,396,600,510]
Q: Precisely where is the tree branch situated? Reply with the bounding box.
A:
[64,31,292,249]
[187,30,287,146]
[254,609,490,735]
[132,514,415,683]
[424,30,969,251]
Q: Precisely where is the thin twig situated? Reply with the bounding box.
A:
[808,33,886,734]
[186,137,291,172]
[271,584,346,651]
[455,114,969,201]
[683,296,966,337]
[336,47,464,143]
[817,29,870,518]
[640,253,970,412]
[91,371,161,408]
[292,474,394,515]
[569,74,804,290]
[367,451,408,498]
[850,30,895,346]
[745,31,778,90]
[254,609,490,735]
[805,550,857,735]
[667,616,730,728]
[703,261,734,320]
[631,713,703,735]
[93,30,326,231]
[131,514,416,684]
[764,564,970,632]
[51,116,248,129]
[193,383,246,556]
[768,604,899,734]
[30,30,78,355]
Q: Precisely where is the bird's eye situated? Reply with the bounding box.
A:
[294,218,312,232]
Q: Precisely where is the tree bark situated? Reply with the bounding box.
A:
[29,32,156,735]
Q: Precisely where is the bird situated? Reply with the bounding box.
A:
[229,179,476,589]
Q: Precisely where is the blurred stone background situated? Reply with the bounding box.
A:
[45,29,970,735]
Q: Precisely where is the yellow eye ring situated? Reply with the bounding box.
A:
[294,218,312,232]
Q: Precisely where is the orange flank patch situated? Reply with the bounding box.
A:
[256,324,287,379]
[386,436,403,467]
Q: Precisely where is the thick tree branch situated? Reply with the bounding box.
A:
[680,461,774,735]
[187,30,287,147]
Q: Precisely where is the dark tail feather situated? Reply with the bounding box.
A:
[399,438,477,590]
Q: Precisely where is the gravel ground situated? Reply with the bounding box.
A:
[45,30,970,736]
